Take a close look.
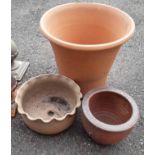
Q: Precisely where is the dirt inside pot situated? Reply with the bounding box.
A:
[43,96,71,117]
[21,77,78,121]
[23,94,74,120]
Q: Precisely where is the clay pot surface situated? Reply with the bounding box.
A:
[11,77,17,101]
[11,77,17,92]
[15,74,82,134]
[40,3,135,94]
[81,87,139,144]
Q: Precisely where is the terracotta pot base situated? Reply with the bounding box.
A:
[76,78,106,94]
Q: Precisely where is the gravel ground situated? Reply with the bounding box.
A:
[11,0,144,155]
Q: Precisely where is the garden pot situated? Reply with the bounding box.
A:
[15,74,82,134]
[81,88,139,144]
[40,3,135,94]
[11,77,17,101]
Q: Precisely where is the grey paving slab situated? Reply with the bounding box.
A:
[11,0,144,155]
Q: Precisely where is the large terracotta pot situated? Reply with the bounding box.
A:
[40,3,135,94]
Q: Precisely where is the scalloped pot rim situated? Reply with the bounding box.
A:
[40,2,135,51]
[15,74,82,123]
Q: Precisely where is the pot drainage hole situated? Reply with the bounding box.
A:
[44,96,71,118]
[47,110,54,116]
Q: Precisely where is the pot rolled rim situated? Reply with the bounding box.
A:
[40,2,135,51]
[15,74,82,123]
[82,87,139,132]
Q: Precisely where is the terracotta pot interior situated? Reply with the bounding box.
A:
[89,92,132,125]
[21,79,77,121]
[43,4,132,45]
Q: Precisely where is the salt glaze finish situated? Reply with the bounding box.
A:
[15,74,82,134]
[40,3,135,94]
[81,88,139,144]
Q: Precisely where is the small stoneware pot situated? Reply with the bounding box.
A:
[81,88,139,144]
[40,3,135,94]
[15,74,82,134]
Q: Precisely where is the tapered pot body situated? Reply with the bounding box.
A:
[51,43,120,94]
[40,3,135,94]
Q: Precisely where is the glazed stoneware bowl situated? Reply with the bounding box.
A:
[81,88,139,144]
[40,3,135,94]
[15,74,82,134]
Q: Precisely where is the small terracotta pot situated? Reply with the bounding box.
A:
[15,74,82,134]
[40,3,135,94]
[81,88,139,144]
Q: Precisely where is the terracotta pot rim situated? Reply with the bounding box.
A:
[82,87,139,132]
[40,2,135,51]
[15,74,82,123]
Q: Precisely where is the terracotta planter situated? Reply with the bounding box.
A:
[11,77,17,101]
[40,3,135,94]
[81,88,139,144]
[15,74,82,134]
